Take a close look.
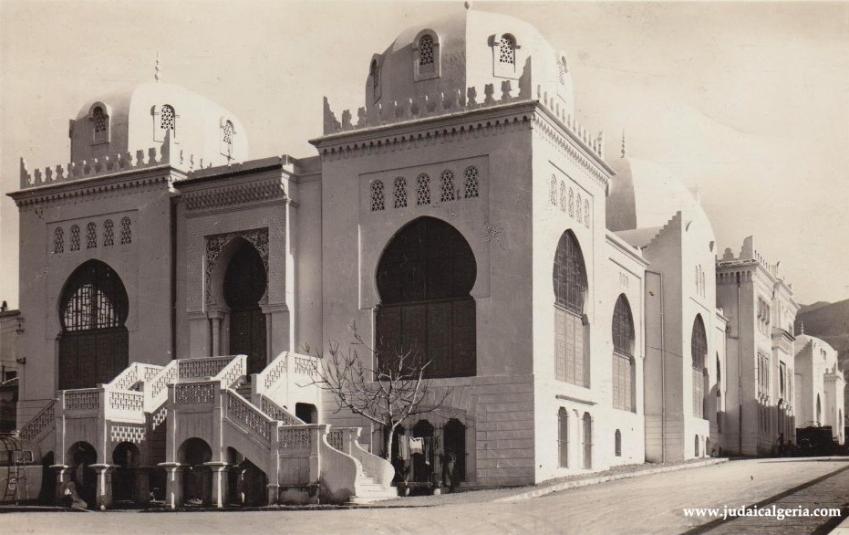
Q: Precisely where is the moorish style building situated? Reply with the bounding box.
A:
[6,4,838,509]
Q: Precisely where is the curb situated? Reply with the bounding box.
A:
[493,458,729,503]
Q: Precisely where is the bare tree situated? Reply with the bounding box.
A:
[304,322,450,461]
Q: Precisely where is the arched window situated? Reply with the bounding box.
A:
[92,106,108,144]
[440,170,456,203]
[559,181,566,211]
[393,177,407,208]
[375,217,477,378]
[103,219,114,247]
[416,173,431,205]
[612,295,635,411]
[370,59,381,101]
[54,227,64,254]
[160,104,176,132]
[59,260,129,389]
[86,222,97,249]
[691,315,707,418]
[554,231,589,386]
[464,166,480,199]
[558,408,568,468]
[370,180,385,212]
[70,225,80,251]
[614,429,622,457]
[120,217,132,245]
[419,35,434,66]
[498,35,516,65]
[549,176,557,206]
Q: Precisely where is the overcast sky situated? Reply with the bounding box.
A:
[1,0,848,309]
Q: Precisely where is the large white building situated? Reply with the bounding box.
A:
[6,5,841,508]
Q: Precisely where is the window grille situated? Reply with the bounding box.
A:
[416,173,431,206]
[370,180,385,211]
[393,177,407,208]
[103,219,114,247]
[440,170,456,202]
[463,166,479,199]
[54,227,64,254]
[86,222,97,249]
[498,36,515,65]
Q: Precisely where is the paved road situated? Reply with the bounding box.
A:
[2,458,847,535]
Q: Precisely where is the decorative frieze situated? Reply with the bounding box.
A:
[279,427,311,450]
[184,178,287,211]
[66,390,99,410]
[110,424,145,444]
[174,382,216,405]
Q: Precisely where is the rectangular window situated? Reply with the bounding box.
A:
[555,308,587,387]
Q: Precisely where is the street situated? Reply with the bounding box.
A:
[1,458,847,535]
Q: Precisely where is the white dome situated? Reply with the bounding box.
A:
[366,6,575,117]
[70,82,249,167]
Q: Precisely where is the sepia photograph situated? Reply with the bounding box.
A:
[0,0,848,533]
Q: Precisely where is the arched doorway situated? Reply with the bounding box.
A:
[375,217,477,378]
[295,403,317,424]
[411,420,435,483]
[112,442,140,504]
[816,394,822,426]
[58,260,129,389]
[225,447,267,506]
[582,413,592,469]
[68,442,97,506]
[443,419,466,484]
[224,240,267,375]
[179,438,212,505]
[385,424,408,484]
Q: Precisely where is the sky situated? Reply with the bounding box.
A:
[1,0,848,308]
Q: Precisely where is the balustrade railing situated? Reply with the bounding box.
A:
[147,360,179,412]
[327,429,344,451]
[257,352,288,392]
[65,389,100,411]
[279,426,313,450]
[258,395,303,426]
[224,390,274,444]
[179,356,234,380]
[174,381,217,406]
[18,400,56,442]
[213,355,246,388]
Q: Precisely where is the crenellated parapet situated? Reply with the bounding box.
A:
[17,131,218,191]
[322,58,605,161]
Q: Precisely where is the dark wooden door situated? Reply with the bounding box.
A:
[229,308,266,375]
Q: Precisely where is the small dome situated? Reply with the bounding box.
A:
[70,82,248,166]
[366,6,574,117]
[607,157,714,243]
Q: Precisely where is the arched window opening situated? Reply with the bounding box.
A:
[92,106,108,144]
[179,438,212,505]
[68,442,97,506]
[103,219,114,247]
[440,170,456,203]
[120,217,132,245]
[370,59,381,101]
[393,177,407,208]
[614,429,622,457]
[463,166,479,199]
[375,217,477,379]
[416,173,431,206]
[582,413,592,469]
[112,442,140,503]
[370,180,385,212]
[612,295,635,411]
[59,260,129,389]
[419,35,434,66]
[549,176,557,206]
[554,231,588,386]
[498,35,516,65]
[558,408,569,468]
[70,225,80,251]
[224,241,268,375]
[86,222,97,249]
[160,104,176,132]
[691,315,707,418]
[443,419,466,483]
[53,227,64,254]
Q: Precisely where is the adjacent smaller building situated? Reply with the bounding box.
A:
[0,301,21,432]
[794,334,845,444]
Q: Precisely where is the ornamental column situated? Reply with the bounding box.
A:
[90,463,114,510]
[51,464,70,504]
[209,309,225,356]
[159,462,184,510]
[204,461,229,508]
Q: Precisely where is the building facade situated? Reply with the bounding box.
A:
[794,334,845,444]
[6,5,842,506]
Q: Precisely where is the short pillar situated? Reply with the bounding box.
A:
[90,464,114,510]
[266,483,280,505]
[159,462,184,510]
[204,462,229,509]
[51,464,70,504]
